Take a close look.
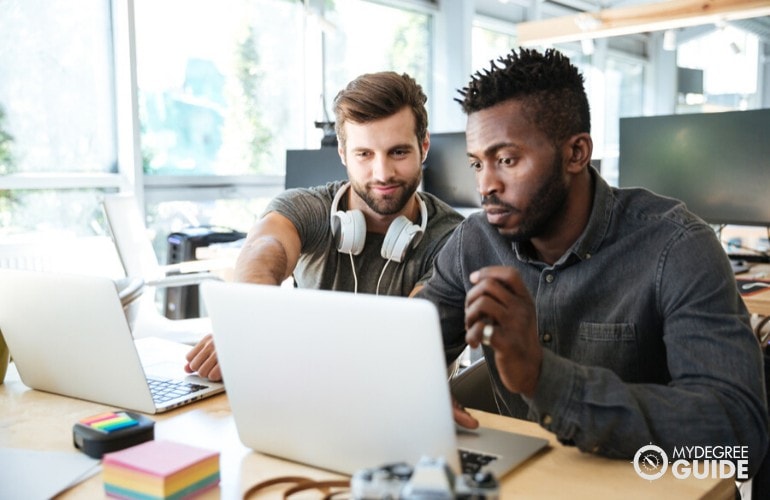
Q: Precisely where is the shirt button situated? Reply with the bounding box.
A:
[592,445,601,453]
[545,274,554,283]
[542,332,552,343]
[585,253,592,259]
[542,414,553,426]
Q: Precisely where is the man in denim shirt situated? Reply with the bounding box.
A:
[417,48,768,474]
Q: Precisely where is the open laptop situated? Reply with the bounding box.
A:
[201,281,548,477]
[0,269,224,414]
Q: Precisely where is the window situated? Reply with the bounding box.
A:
[0,0,119,237]
[677,25,761,111]
[471,22,645,187]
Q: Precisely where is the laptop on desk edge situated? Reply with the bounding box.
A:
[0,269,223,414]
[201,281,548,477]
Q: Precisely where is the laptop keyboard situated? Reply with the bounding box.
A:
[459,448,499,475]
[147,377,208,404]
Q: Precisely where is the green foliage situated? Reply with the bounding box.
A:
[235,24,273,174]
[0,104,15,175]
[388,13,430,87]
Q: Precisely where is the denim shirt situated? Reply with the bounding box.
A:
[418,169,768,471]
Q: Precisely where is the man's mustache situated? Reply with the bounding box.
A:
[481,194,515,211]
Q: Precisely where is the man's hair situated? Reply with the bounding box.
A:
[333,72,428,152]
[457,48,590,146]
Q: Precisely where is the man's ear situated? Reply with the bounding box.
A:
[421,131,431,164]
[337,145,346,166]
[565,133,593,173]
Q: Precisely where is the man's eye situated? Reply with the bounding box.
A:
[469,161,481,172]
[392,149,409,157]
[498,157,515,167]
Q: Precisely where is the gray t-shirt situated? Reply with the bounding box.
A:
[264,180,464,296]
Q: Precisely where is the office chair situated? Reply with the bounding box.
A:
[101,194,229,344]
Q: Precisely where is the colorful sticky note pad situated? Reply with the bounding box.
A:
[102,439,220,499]
[80,411,139,434]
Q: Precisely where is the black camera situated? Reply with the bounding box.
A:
[350,456,499,499]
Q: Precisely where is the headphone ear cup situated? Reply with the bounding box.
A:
[381,216,422,263]
[332,209,366,255]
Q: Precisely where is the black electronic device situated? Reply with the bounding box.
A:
[165,226,246,319]
[285,146,345,189]
[73,411,155,459]
[422,132,481,209]
[350,456,498,499]
[618,109,770,227]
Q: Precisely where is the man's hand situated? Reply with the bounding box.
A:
[453,398,480,429]
[184,333,222,382]
[464,266,542,398]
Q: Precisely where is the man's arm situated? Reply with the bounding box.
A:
[234,212,302,284]
[521,229,769,476]
[185,211,302,381]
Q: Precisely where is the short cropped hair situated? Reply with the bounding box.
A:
[333,72,428,152]
[457,48,590,147]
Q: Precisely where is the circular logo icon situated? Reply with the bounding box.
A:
[633,444,669,480]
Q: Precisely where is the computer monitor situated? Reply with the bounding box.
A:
[618,109,770,227]
[285,147,346,189]
[422,132,480,208]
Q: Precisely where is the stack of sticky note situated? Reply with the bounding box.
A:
[102,439,220,499]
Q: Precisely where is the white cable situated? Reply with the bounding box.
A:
[375,259,391,296]
[349,251,358,294]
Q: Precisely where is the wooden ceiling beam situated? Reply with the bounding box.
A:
[515,0,770,45]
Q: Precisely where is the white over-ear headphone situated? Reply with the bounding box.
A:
[330,182,428,263]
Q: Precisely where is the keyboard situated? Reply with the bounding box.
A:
[147,377,209,404]
[459,448,499,475]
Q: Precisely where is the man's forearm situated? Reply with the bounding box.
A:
[233,236,290,285]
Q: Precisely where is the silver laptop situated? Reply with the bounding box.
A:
[0,269,224,414]
[201,281,548,477]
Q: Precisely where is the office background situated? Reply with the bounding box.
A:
[0,0,768,271]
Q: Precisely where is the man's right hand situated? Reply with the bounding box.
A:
[453,397,480,429]
[184,333,222,382]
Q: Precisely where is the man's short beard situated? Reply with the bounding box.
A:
[352,173,422,216]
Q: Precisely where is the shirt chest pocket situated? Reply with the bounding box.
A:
[573,322,640,381]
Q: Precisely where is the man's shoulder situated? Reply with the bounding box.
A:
[613,186,707,232]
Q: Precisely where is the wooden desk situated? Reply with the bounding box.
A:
[738,264,770,317]
[1,365,734,500]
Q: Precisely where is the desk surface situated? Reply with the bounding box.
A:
[738,264,770,317]
[1,365,733,499]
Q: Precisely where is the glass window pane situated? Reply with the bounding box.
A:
[677,26,760,111]
[0,0,116,174]
[471,25,514,73]
[134,0,307,176]
[0,189,115,237]
[323,0,432,118]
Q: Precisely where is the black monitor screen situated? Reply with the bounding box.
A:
[285,147,346,189]
[422,132,480,208]
[618,109,770,226]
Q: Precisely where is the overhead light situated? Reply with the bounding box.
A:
[663,29,677,51]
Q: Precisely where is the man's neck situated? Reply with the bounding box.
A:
[530,170,593,266]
